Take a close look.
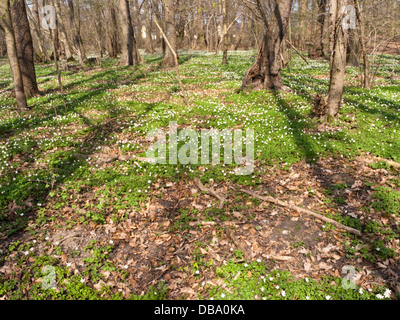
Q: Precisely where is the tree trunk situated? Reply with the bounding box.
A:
[312,0,327,58]
[54,0,73,61]
[221,0,229,65]
[346,29,359,67]
[162,0,177,67]
[109,2,120,58]
[240,0,294,91]
[324,0,347,122]
[298,0,308,50]
[234,15,246,51]
[50,0,64,93]
[353,0,369,88]
[143,0,154,53]
[196,0,206,49]
[94,2,104,59]
[68,0,85,65]
[0,31,6,56]
[11,0,39,97]
[118,0,141,66]
[0,0,28,110]
[28,0,49,62]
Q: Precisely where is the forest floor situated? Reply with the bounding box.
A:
[0,51,399,300]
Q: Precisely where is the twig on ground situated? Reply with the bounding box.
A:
[194,178,226,209]
[372,156,400,169]
[193,178,252,260]
[239,188,362,237]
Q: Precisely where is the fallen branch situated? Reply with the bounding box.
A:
[372,156,400,169]
[239,189,362,237]
[193,178,251,260]
[76,153,157,164]
[194,178,226,209]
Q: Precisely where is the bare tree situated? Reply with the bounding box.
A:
[353,0,369,88]
[240,0,294,91]
[26,0,50,62]
[11,0,39,97]
[311,0,328,58]
[162,0,178,67]
[68,0,85,65]
[143,0,155,53]
[0,0,28,110]
[54,0,74,61]
[221,0,229,64]
[118,0,141,66]
[317,0,347,122]
[108,1,120,58]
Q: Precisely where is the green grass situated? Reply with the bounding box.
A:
[207,259,388,300]
[0,50,399,300]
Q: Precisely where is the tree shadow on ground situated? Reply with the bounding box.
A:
[270,91,399,288]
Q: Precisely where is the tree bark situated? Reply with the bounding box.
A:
[11,0,39,97]
[54,0,74,61]
[118,0,141,66]
[240,0,294,91]
[109,2,120,58]
[312,0,327,58]
[221,0,229,65]
[196,0,206,49]
[94,1,105,59]
[49,0,64,93]
[324,0,347,122]
[29,0,49,62]
[162,0,177,67]
[0,31,6,56]
[68,0,85,65]
[353,0,369,88]
[143,0,154,53]
[0,0,28,110]
[298,0,308,50]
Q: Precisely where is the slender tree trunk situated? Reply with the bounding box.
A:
[162,0,177,67]
[75,1,86,59]
[312,0,327,58]
[49,0,63,93]
[11,0,39,97]
[324,0,347,121]
[27,0,49,62]
[0,31,6,56]
[328,0,337,63]
[196,0,205,49]
[234,16,246,51]
[54,0,73,61]
[221,0,229,64]
[94,2,104,59]
[143,0,154,53]
[353,0,369,88]
[240,0,294,91]
[0,0,28,110]
[108,2,120,58]
[118,0,141,66]
[68,0,84,65]
[133,0,141,47]
[298,0,308,50]
[346,29,359,67]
